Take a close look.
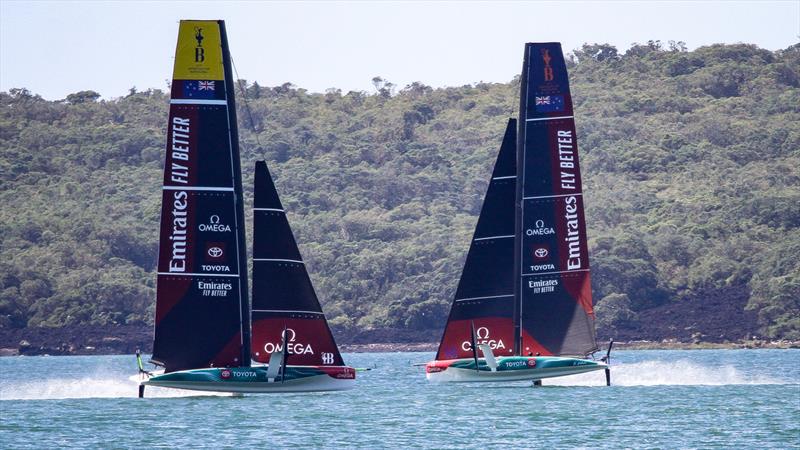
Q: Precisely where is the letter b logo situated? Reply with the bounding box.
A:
[195,48,205,63]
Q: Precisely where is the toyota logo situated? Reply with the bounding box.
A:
[534,248,548,258]
[207,247,223,258]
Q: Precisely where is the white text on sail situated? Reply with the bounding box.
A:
[169,117,191,272]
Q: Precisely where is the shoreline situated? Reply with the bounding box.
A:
[1,339,797,357]
[1,324,796,357]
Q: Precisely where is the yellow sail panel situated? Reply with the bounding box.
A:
[173,20,223,80]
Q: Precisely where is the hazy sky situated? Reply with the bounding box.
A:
[2,1,798,100]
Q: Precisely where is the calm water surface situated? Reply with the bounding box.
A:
[1,349,798,448]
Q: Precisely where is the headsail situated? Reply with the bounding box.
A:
[250,161,345,367]
[435,119,517,360]
[152,20,250,372]
[516,43,597,356]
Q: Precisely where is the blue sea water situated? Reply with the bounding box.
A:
[1,349,798,449]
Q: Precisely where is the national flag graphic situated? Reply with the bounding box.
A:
[182,80,219,99]
[534,94,565,112]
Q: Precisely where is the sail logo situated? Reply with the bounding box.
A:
[199,215,232,233]
[530,245,555,272]
[170,117,191,184]
[528,278,558,293]
[526,219,555,236]
[541,48,554,81]
[202,243,231,273]
[205,242,225,260]
[194,27,205,63]
[528,278,558,294]
[168,190,189,272]
[263,328,314,355]
[557,130,577,189]
[321,352,334,365]
[563,196,582,270]
[461,327,506,352]
[198,281,232,297]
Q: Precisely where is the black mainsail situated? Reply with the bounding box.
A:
[434,43,598,361]
[435,119,517,360]
[250,161,345,367]
[516,42,597,357]
[152,20,251,372]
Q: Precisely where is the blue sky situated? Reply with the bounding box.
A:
[2,0,798,100]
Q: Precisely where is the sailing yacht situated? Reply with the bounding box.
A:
[138,20,354,395]
[426,43,610,384]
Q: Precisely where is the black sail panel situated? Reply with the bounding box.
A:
[435,120,517,360]
[516,43,597,357]
[250,161,345,367]
[152,20,250,373]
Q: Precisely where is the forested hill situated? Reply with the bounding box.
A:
[1,42,798,343]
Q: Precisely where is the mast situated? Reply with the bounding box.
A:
[219,21,251,367]
[515,43,598,357]
[151,20,250,372]
[512,47,531,356]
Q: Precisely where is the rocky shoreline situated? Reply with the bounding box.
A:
[1,325,797,357]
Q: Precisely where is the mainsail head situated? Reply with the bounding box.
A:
[151,20,251,372]
[250,161,345,367]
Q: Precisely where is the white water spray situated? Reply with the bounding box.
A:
[0,376,233,400]
[545,359,787,387]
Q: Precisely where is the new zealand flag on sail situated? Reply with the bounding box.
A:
[534,95,565,112]
[181,80,223,99]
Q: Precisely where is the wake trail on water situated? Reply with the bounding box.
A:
[544,359,790,387]
[0,376,233,400]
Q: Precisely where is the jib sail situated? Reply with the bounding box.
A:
[516,42,598,356]
[152,20,251,372]
[250,161,345,367]
[434,119,518,360]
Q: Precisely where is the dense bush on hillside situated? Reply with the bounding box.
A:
[1,42,798,339]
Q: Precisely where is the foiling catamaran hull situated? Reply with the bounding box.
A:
[426,356,606,383]
[142,365,355,393]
